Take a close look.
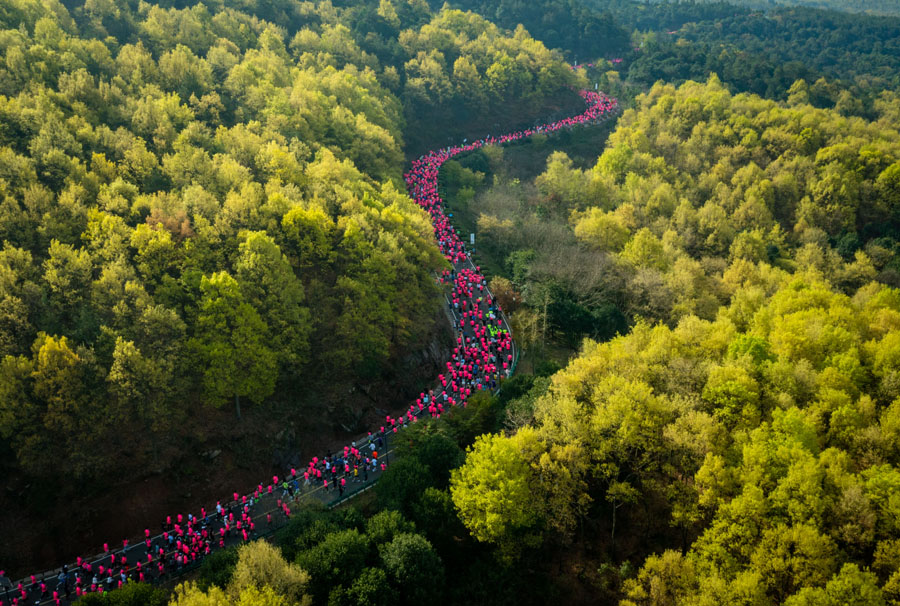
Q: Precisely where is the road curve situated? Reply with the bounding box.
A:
[2,88,619,606]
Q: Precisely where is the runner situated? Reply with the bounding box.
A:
[7,86,618,605]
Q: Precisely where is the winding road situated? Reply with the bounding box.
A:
[1,88,619,606]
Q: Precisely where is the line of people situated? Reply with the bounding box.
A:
[2,87,619,606]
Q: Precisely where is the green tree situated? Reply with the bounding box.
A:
[344,567,389,606]
[107,336,177,465]
[296,529,370,601]
[42,239,93,335]
[170,583,293,606]
[0,333,108,477]
[621,550,699,606]
[196,546,240,592]
[375,457,434,516]
[378,533,444,606]
[188,271,276,418]
[365,510,416,546]
[234,231,311,374]
[785,563,886,606]
[449,431,544,551]
[228,541,311,606]
[78,582,168,606]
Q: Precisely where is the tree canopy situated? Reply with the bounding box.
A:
[0,0,576,484]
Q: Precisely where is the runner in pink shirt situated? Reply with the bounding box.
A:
[13,85,620,599]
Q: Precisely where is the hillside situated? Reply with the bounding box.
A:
[684,0,900,17]
[445,77,900,604]
[4,0,900,605]
[0,0,581,575]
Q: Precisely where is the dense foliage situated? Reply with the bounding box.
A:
[466,272,900,605]
[556,77,900,324]
[269,505,446,606]
[628,7,900,105]
[0,0,577,485]
[443,77,900,603]
[510,2,900,118]
[684,0,900,17]
[440,0,629,60]
[440,75,900,365]
[79,583,169,606]
[8,0,900,602]
[171,541,312,606]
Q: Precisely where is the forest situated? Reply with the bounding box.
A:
[4,0,900,604]
[631,7,900,101]
[0,0,580,575]
[432,77,900,605]
[684,0,900,17]
[0,0,552,473]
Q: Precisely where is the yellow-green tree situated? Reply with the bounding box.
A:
[188,272,276,419]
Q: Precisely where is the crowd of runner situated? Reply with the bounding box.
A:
[0,87,618,606]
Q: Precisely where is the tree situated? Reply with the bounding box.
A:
[345,567,390,606]
[621,229,669,271]
[170,583,292,606]
[42,239,93,335]
[701,363,762,429]
[365,510,416,546]
[129,223,180,292]
[452,55,486,109]
[573,207,631,252]
[449,430,544,552]
[107,336,176,465]
[280,204,335,270]
[410,487,466,555]
[375,457,434,516]
[750,524,839,602]
[32,334,107,476]
[488,275,519,314]
[196,546,240,592]
[0,294,34,356]
[377,0,400,28]
[228,541,311,606]
[535,151,593,212]
[784,563,886,606]
[0,353,41,469]
[158,44,213,100]
[621,550,699,606]
[295,529,370,601]
[188,271,277,419]
[78,582,168,606]
[378,533,444,606]
[875,162,900,224]
[607,480,639,554]
[235,231,311,374]
[395,428,464,486]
